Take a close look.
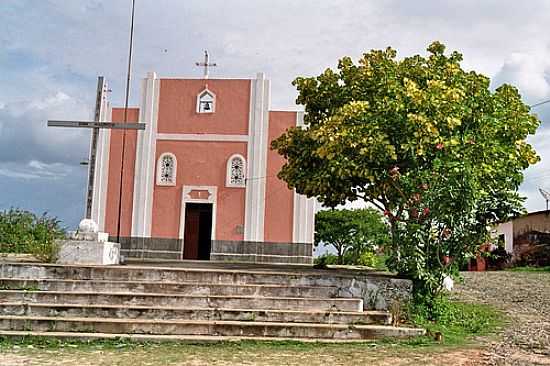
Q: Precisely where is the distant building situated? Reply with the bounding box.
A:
[495,210,550,265]
[90,72,316,264]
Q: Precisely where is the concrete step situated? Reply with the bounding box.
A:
[0,330,424,343]
[0,263,389,287]
[0,291,363,312]
[0,263,415,312]
[0,278,339,298]
[0,303,390,325]
[0,315,425,340]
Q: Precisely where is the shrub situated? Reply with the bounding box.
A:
[486,246,512,270]
[313,253,339,266]
[513,236,550,267]
[0,209,65,262]
[408,295,503,343]
[356,251,388,270]
[314,251,389,270]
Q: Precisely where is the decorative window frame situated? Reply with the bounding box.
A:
[196,88,216,114]
[156,152,177,186]
[226,154,246,188]
[178,185,218,253]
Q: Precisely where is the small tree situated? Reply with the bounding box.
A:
[272,42,540,309]
[315,208,389,265]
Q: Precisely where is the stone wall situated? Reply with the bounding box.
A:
[115,236,182,260]
[210,240,313,264]
[334,274,412,310]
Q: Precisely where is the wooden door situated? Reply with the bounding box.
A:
[183,207,200,259]
[183,203,213,260]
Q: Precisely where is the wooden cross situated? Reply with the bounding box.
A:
[195,50,217,79]
[47,76,145,220]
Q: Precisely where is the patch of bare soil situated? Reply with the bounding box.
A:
[0,345,485,366]
[454,271,550,366]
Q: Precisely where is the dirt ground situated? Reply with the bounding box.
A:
[0,271,549,366]
[453,271,550,366]
[0,343,488,366]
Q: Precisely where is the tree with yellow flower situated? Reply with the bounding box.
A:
[272,42,540,310]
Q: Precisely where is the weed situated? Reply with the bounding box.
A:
[406,296,504,346]
[507,266,550,273]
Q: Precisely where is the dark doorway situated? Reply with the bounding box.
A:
[183,203,213,260]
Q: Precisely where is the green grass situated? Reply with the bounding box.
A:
[0,336,474,358]
[0,338,475,366]
[405,297,504,347]
[507,266,550,273]
[0,337,390,351]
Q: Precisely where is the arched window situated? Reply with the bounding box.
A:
[196,89,216,113]
[226,154,246,188]
[156,153,177,186]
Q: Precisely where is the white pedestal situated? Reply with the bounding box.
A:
[56,231,120,265]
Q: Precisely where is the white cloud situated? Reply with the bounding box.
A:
[0,92,90,166]
[0,160,73,180]
[29,92,71,111]
[492,52,550,102]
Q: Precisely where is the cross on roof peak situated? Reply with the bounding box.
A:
[195,50,217,79]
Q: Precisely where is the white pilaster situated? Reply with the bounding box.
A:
[293,193,317,244]
[91,100,112,231]
[131,72,160,238]
[292,111,316,244]
[244,73,270,242]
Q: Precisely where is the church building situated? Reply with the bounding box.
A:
[89,71,316,264]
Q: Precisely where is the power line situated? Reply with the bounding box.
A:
[530,99,550,108]
[245,175,278,182]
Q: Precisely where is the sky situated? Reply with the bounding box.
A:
[1,0,550,230]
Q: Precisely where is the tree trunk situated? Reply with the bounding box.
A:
[337,246,344,265]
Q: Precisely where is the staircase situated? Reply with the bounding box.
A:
[0,262,424,342]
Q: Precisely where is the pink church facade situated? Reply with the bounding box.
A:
[90,72,315,264]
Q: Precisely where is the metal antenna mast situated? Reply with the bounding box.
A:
[116,0,137,244]
[540,188,550,211]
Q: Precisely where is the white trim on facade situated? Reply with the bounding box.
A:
[226,153,246,188]
[156,152,177,186]
[292,191,317,244]
[244,73,270,242]
[296,110,305,127]
[496,221,514,254]
[157,133,248,142]
[131,72,160,238]
[91,96,112,231]
[292,111,316,244]
[196,88,216,113]
[179,185,218,259]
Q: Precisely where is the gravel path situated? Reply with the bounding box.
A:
[454,271,550,365]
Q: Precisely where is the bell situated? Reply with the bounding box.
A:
[203,102,211,111]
